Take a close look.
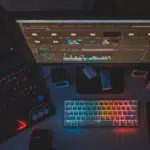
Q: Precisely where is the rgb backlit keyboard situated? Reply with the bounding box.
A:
[64,100,139,127]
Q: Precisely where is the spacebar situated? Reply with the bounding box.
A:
[83,121,113,126]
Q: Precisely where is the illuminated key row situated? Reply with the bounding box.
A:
[65,110,138,116]
[64,100,138,106]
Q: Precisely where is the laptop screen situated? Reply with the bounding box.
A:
[16,20,150,63]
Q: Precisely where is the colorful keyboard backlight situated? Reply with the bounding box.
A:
[64,100,139,127]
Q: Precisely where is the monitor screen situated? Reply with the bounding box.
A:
[16,20,150,63]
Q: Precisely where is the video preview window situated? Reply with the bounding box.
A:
[102,32,121,46]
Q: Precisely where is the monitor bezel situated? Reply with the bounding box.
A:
[9,10,150,20]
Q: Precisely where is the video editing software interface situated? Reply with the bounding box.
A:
[17,20,150,63]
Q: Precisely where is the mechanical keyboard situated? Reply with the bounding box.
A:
[64,100,139,127]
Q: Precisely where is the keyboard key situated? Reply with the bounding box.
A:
[121,121,126,125]
[98,111,102,115]
[78,121,84,126]
[96,116,100,120]
[102,106,106,110]
[86,116,90,120]
[79,111,83,115]
[90,116,95,120]
[133,121,138,125]
[127,121,133,125]
[95,102,99,105]
[104,101,108,105]
[81,116,86,120]
[119,101,123,105]
[128,111,133,115]
[83,107,86,110]
[113,111,117,115]
[65,111,69,115]
[118,111,122,115]
[122,106,126,110]
[85,101,89,105]
[123,111,128,115]
[116,116,120,120]
[132,106,138,110]
[114,101,118,105]
[71,116,75,120]
[103,111,107,115]
[106,116,111,120]
[107,106,111,110]
[97,106,101,110]
[76,116,81,120]
[94,111,97,115]
[88,107,91,110]
[72,121,78,125]
[90,102,94,105]
[114,121,119,125]
[80,101,84,105]
[65,101,70,105]
[112,106,116,110]
[101,116,105,120]
[64,121,71,126]
[127,106,130,110]
[100,101,104,105]
[132,101,138,105]
[126,116,133,120]
[108,111,112,115]
[120,116,124,120]
[66,106,71,110]
[84,111,88,115]
[111,116,115,120]
[73,107,77,110]
[132,111,137,115]
[117,106,121,110]
[74,111,78,115]
[124,101,128,105]
[78,107,82,110]
[109,101,113,105]
[75,101,79,105]
[92,106,96,110]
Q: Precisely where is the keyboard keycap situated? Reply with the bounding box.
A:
[118,111,122,115]
[79,111,83,115]
[112,106,116,110]
[74,111,78,115]
[124,101,128,105]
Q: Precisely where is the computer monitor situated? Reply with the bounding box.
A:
[16,19,150,63]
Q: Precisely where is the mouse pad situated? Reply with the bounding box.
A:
[76,67,124,94]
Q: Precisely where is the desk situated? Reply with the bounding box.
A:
[0,66,150,150]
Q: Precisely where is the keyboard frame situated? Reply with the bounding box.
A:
[63,100,140,127]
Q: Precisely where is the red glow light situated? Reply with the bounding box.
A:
[17,120,27,131]
[112,128,137,134]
